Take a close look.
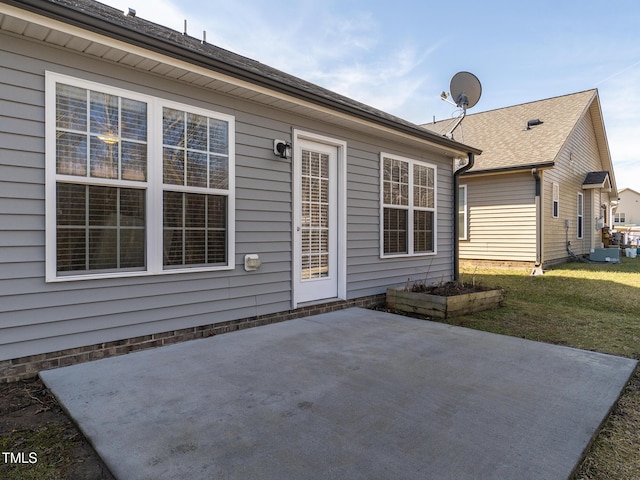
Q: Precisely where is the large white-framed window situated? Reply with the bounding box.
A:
[577,192,584,239]
[552,182,560,218]
[458,184,468,240]
[380,153,437,257]
[46,72,235,281]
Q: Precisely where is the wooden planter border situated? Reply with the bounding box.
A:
[386,286,504,319]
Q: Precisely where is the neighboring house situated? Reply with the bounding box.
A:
[0,0,479,379]
[614,188,640,245]
[423,90,617,269]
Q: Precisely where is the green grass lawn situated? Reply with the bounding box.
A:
[453,258,640,480]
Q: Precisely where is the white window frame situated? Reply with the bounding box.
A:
[45,72,235,282]
[552,182,560,218]
[577,192,584,239]
[614,212,626,224]
[458,184,468,240]
[379,153,437,258]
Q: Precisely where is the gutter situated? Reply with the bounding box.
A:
[461,161,555,177]
[453,152,475,281]
[6,0,481,157]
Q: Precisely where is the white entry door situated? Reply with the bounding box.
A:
[294,138,339,304]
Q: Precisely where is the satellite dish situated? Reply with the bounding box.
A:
[440,71,482,139]
[449,71,482,112]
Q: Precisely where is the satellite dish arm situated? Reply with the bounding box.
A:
[444,110,466,139]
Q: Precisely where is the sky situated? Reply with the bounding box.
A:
[101,0,640,193]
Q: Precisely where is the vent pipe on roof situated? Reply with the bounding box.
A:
[127,8,136,17]
[526,119,544,130]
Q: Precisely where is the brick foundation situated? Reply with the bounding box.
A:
[0,295,385,383]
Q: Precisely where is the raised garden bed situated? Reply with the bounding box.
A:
[386,282,504,319]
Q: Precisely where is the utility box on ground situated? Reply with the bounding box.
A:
[589,248,621,263]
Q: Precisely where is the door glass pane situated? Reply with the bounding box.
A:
[301,150,330,280]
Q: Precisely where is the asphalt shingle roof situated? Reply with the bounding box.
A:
[422,90,598,173]
[583,171,610,187]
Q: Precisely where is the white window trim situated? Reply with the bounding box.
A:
[552,182,560,218]
[459,184,468,241]
[45,71,235,282]
[379,153,437,258]
[577,192,584,239]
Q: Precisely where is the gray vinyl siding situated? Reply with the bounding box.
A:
[0,34,456,361]
[542,109,612,262]
[460,173,537,262]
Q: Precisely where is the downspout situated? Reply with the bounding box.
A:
[453,152,475,281]
[531,168,544,275]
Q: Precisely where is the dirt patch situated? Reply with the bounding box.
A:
[0,378,113,480]
[409,281,493,296]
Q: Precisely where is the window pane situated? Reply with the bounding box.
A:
[56,84,87,131]
[163,191,183,228]
[163,108,184,147]
[414,210,434,253]
[56,132,87,176]
[122,141,147,181]
[89,186,117,226]
[185,193,206,228]
[163,109,228,190]
[210,155,228,189]
[56,183,145,273]
[187,151,207,188]
[90,91,119,138]
[383,157,408,206]
[383,207,407,254]
[163,147,185,185]
[187,113,207,151]
[90,229,118,270]
[209,119,228,155]
[56,86,148,183]
[57,228,86,272]
[208,230,226,263]
[163,192,227,267]
[186,230,206,264]
[208,195,227,229]
[90,136,118,179]
[121,98,147,141]
[414,164,434,208]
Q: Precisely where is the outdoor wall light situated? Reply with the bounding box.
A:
[273,139,291,159]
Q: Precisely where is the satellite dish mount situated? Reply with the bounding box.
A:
[440,71,482,139]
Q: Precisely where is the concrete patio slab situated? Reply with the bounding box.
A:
[40,308,637,480]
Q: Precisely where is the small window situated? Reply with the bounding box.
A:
[552,183,560,218]
[614,212,626,224]
[577,193,584,239]
[380,154,436,257]
[458,185,468,240]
